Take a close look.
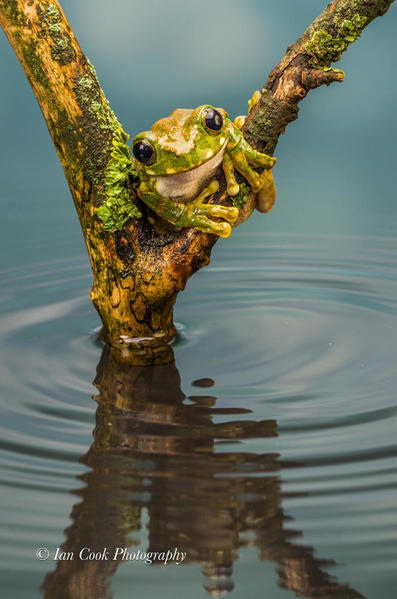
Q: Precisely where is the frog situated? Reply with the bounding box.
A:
[131,103,276,238]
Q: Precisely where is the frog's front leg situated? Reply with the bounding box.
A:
[137,180,238,238]
[223,128,277,212]
[222,153,239,197]
[227,136,276,192]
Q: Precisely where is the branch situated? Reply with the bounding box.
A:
[0,1,120,203]
[244,0,395,152]
[0,0,394,364]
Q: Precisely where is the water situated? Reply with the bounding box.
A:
[1,0,397,596]
[0,232,396,598]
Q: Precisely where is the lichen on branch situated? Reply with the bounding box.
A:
[36,2,76,65]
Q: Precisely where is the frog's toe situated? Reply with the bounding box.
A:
[268,156,277,167]
[227,182,240,196]
[188,214,232,238]
[216,222,232,238]
[234,115,247,130]
[207,180,220,194]
[250,176,263,193]
[248,90,261,113]
[207,204,239,223]
[225,206,239,222]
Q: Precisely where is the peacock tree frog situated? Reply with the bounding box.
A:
[131,104,276,238]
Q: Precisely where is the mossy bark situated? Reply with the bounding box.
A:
[244,0,395,152]
[0,0,394,364]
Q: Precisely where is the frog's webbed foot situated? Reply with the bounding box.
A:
[187,214,233,238]
[177,181,239,238]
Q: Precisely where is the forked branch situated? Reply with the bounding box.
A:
[0,0,394,364]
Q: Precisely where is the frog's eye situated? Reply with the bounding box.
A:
[202,108,223,134]
[132,140,156,165]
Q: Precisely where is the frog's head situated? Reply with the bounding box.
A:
[131,105,230,176]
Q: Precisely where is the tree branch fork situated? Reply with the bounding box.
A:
[0,0,394,363]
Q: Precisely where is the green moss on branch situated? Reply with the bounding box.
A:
[306,14,368,70]
[97,129,142,232]
[232,182,251,209]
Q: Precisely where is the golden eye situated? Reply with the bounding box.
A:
[132,140,156,165]
[202,108,223,134]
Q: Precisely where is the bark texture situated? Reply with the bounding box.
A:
[0,0,394,364]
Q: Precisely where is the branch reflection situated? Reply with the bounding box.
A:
[42,346,364,598]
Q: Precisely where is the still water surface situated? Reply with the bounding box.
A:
[0,232,396,598]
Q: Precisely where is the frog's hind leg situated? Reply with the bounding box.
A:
[228,137,276,209]
[173,181,238,237]
[194,180,220,204]
[190,180,239,224]
[189,180,237,217]
[187,181,239,237]
[228,145,263,192]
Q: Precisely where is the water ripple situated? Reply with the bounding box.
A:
[0,233,396,598]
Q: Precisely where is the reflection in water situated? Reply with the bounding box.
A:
[42,347,364,598]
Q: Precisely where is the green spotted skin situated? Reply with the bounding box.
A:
[132,104,276,237]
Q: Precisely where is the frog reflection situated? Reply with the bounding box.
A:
[132,104,276,237]
[42,347,364,599]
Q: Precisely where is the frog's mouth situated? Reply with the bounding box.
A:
[154,141,228,203]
